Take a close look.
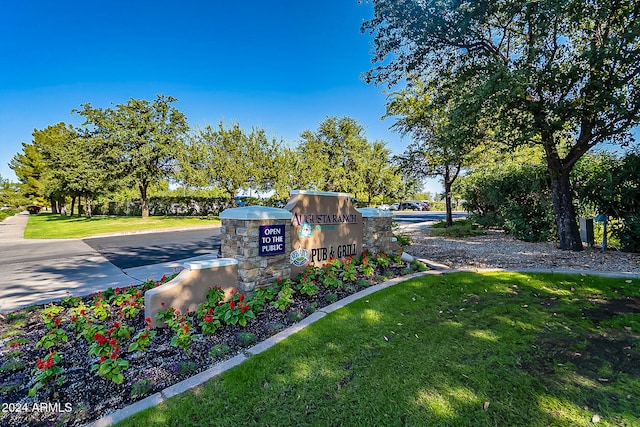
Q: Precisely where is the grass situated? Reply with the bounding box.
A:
[117,272,640,427]
[24,213,221,239]
[0,208,22,222]
[430,218,485,238]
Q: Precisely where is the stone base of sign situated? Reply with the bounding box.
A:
[358,208,400,254]
[220,206,292,292]
[144,258,239,327]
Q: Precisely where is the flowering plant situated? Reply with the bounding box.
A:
[360,254,376,277]
[92,299,110,321]
[169,317,194,352]
[374,250,391,268]
[198,308,222,335]
[157,308,194,353]
[128,317,157,352]
[340,256,357,282]
[91,355,129,385]
[215,292,255,326]
[197,286,225,318]
[296,273,319,296]
[270,284,295,311]
[36,325,69,350]
[29,351,65,396]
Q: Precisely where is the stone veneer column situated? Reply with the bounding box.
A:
[219,206,292,292]
[357,208,399,254]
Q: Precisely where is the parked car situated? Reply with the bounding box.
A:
[389,203,400,211]
[400,201,423,211]
[419,201,430,211]
[378,203,390,210]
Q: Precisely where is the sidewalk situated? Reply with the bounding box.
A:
[0,213,215,313]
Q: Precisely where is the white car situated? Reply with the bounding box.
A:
[389,203,400,211]
[378,203,390,210]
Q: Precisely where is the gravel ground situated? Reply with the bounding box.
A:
[405,229,640,274]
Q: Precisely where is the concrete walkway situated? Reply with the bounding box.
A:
[0,213,214,313]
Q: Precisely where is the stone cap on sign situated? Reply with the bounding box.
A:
[357,207,393,218]
[219,206,292,220]
[184,258,238,270]
[290,190,351,198]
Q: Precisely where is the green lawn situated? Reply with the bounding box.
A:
[117,272,640,427]
[24,213,220,239]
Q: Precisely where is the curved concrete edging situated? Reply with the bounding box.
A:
[84,263,639,426]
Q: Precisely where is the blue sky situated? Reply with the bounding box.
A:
[0,0,443,195]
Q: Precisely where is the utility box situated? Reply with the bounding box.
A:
[580,218,594,247]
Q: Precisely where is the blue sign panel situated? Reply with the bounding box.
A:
[259,224,286,256]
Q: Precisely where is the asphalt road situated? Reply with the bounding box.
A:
[392,210,467,223]
[83,227,221,269]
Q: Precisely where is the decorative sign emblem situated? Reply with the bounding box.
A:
[298,221,313,239]
[289,246,310,267]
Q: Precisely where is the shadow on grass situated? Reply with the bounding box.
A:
[117,272,640,427]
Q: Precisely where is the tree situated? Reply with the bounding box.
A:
[357,140,400,206]
[296,116,370,194]
[41,130,118,218]
[10,123,74,212]
[179,122,279,205]
[75,95,188,217]
[387,80,485,226]
[362,0,640,250]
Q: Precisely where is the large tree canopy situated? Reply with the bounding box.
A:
[179,122,280,204]
[296,116,369,194]
[363,0,640,250]
[75,95,188,217]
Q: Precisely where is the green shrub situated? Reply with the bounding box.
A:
[429,219,485,238]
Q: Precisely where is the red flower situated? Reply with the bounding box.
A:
[71,315,78,322]
[160,274,167,281]
[94,333,107,345]
[115,287,120,294]
[110,345,121,359]
[229,301,236,310]
[109,338,117,347]
[54,318,61,327]
[239,294,245,303]
[203,314,214,323]
[183,324,189,334]
[99,356,107,363]
[9,341,20,348]
[80,309,86,316]
[145,317,152,324]
[113,321,120,329]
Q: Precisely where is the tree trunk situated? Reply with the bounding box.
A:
[59,199,67,216]
[84,194,92,218]
[50,197,58,214]
[70,196,76,217]
[444,170,453,228]
[140,184,149,218]
[549,166,583,251]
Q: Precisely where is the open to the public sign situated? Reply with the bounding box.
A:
[258,224,286,256]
